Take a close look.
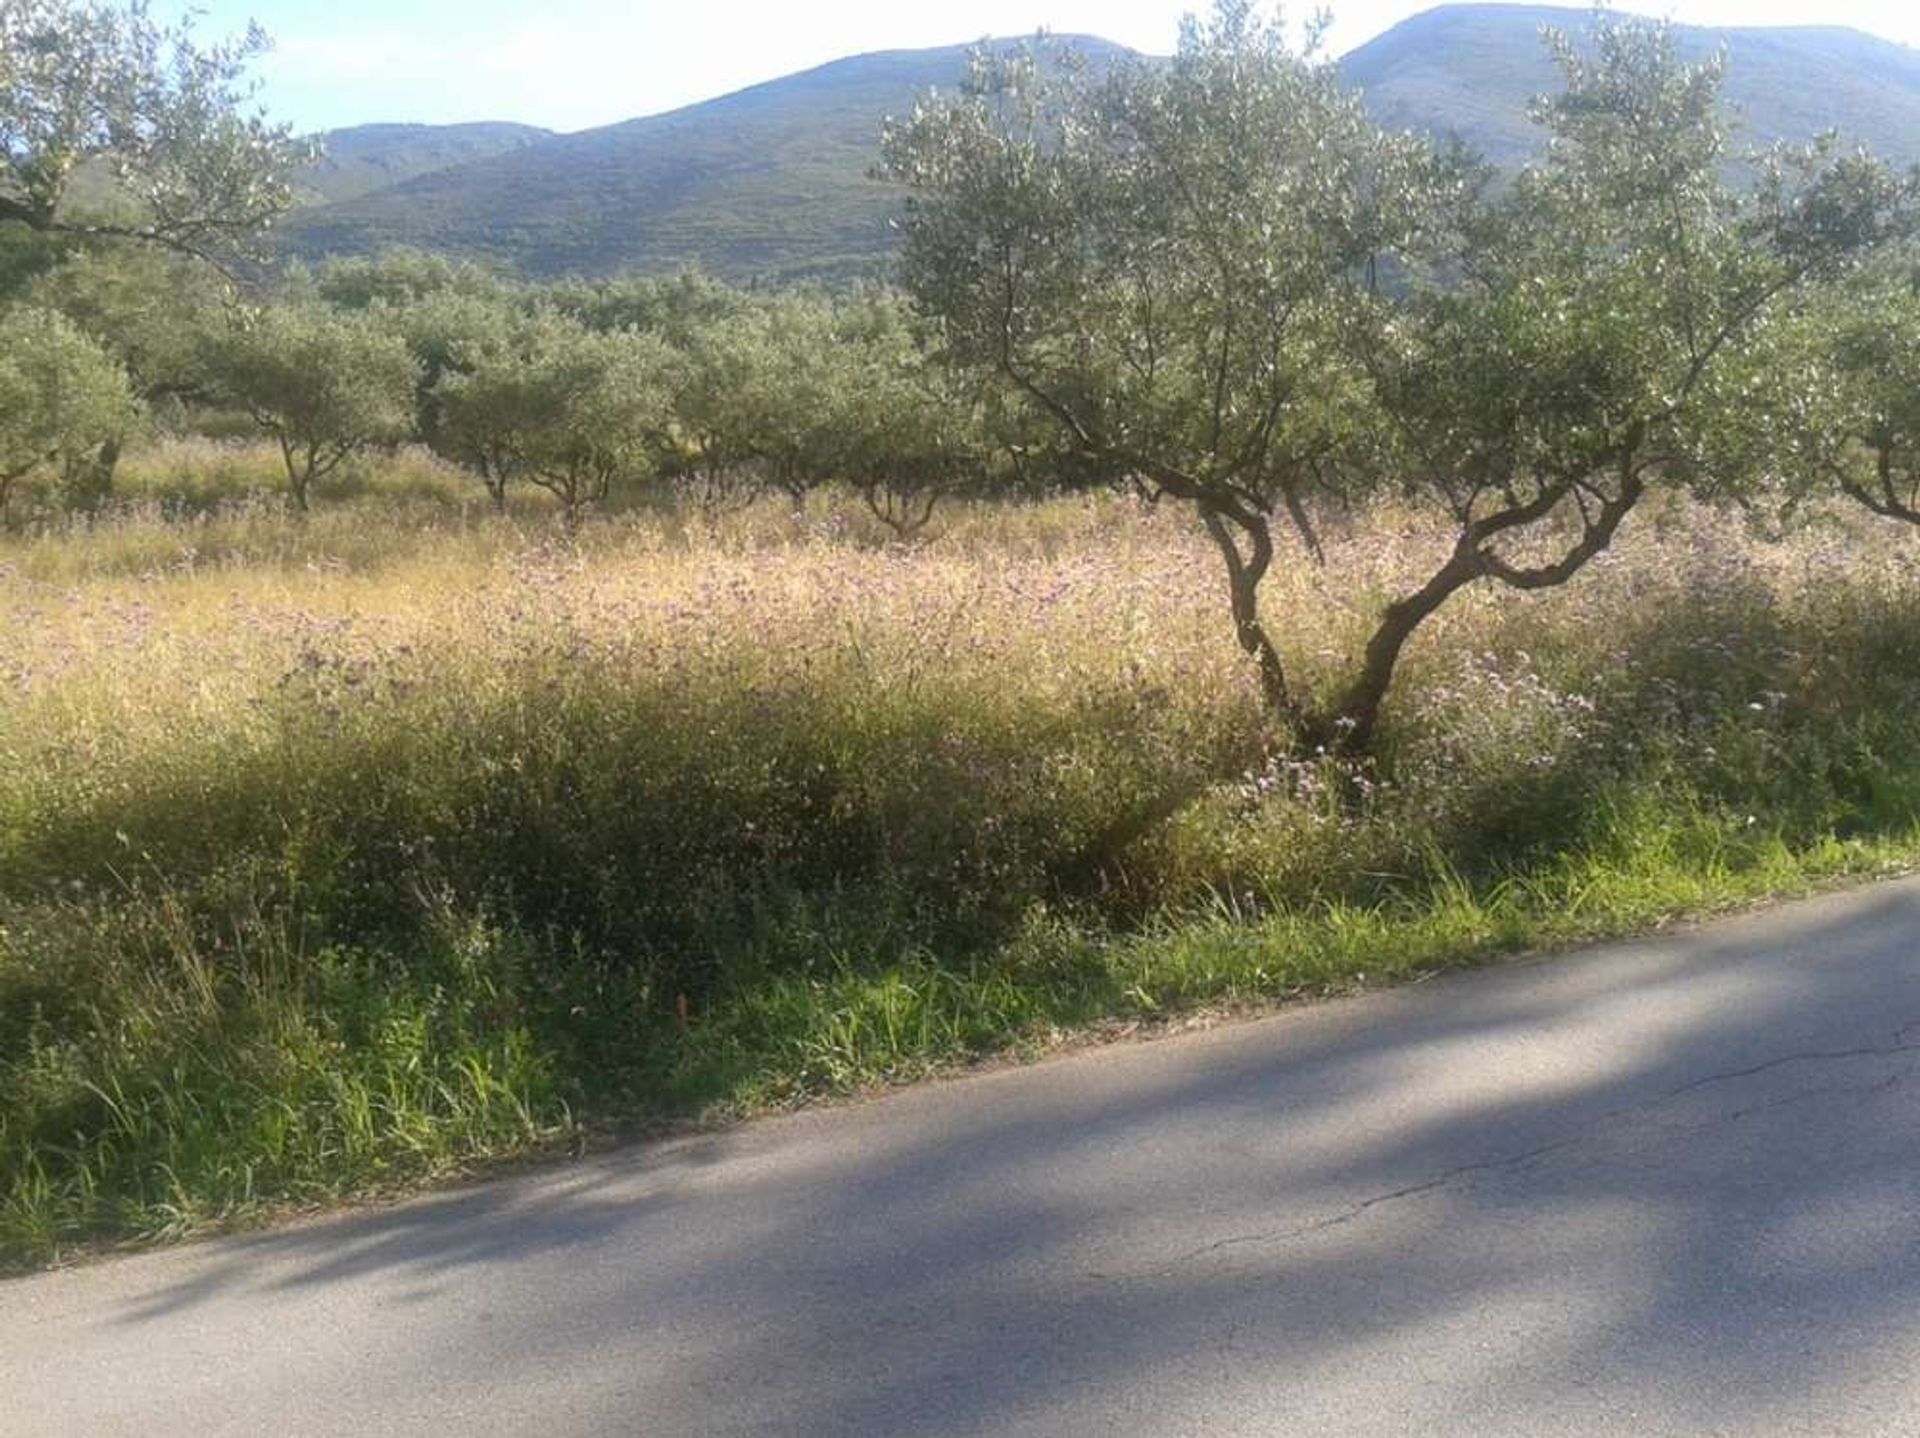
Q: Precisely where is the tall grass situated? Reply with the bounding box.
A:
[4,467,1918,1267]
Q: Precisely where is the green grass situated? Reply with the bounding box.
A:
[6,793,1911,1271]
[689,797,1920,1108]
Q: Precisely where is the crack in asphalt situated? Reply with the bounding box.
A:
[1631,1059,1917,1155]
[1113,1018,1920,1280]
[1657,1034,1920,1099]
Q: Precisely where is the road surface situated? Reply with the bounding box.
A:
[8,878,1920,1436]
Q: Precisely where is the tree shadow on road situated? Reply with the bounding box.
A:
[71,881,1920,1434]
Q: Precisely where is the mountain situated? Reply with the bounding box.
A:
[1342,4,1920,170]
[58,121,552,220]
[279,7,1920,283]
[282,39,1131,285]
[296,122,554,206]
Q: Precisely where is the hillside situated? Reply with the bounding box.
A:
[296,122,553,206]
[60,119,553,222]
[283,40,1130,284]
[1343,4,1920,169]
[279,7,1920,282]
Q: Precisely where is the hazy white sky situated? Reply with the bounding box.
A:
[156,1,1920,133]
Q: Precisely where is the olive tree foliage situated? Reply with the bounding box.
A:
[1813,266,1920,524]
[310,248,512,313]
[550,270,754,510]
[0,0,307,262]
[1333,23,1913,749]
[710,289,857,502]
[885,4,1913,753]
[389,289,520,504]
[423,303,548,512]
[546,267,746,341]
[0,303,136,516]
[544,275,993,529]
[831,290,992,538]
[537,271,758,509]
[881,2,1450,733]
[28,241,217,397]
[199,303,417,511]
[1750,259,1920,525]
[671,286,983,530]
[658,293,788,510]
[434,312,673,529]
[25,240,223,503]
[307,253,526,471]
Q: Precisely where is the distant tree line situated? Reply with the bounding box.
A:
[3,0,1918,750]
[2,237,1024,532]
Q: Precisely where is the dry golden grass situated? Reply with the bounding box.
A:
[5,462,1919,1266]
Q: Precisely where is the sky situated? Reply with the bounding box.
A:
[154,0,1920,135]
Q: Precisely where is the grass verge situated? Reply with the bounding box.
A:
[5,794,1914,1273]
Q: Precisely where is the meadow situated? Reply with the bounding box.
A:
[3,441,1919,1268]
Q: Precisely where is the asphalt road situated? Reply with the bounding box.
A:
[8,878,1920,1437]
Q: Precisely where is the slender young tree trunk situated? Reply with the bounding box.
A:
[864,481,941,541]
[1332,547,1482,754]
[1331,458,1644,754]
[1277,478,1325,566]
[1198,504,1303,734]
[62,435,122,512]
[277,437,311,514]
[97,435,121,495]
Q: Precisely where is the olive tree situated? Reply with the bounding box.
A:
[311,248,511,313]
[546,267,746,339]
[0,303,136,517]
[26,240,223,503]
[658,289,817,506]
[200,303,417,511]
[372,287,524,503]
[656,285,990,532]
[0,0,306,262]
[654,290,787,510]
[1757,261,1920,525]
[684,288,954,515]
[832,290,987,538]
[435,313,672,529]
[1333,24,1912,750]
[424,302,550,512]
[882,3,1443,734]
[885,4,1912,753]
